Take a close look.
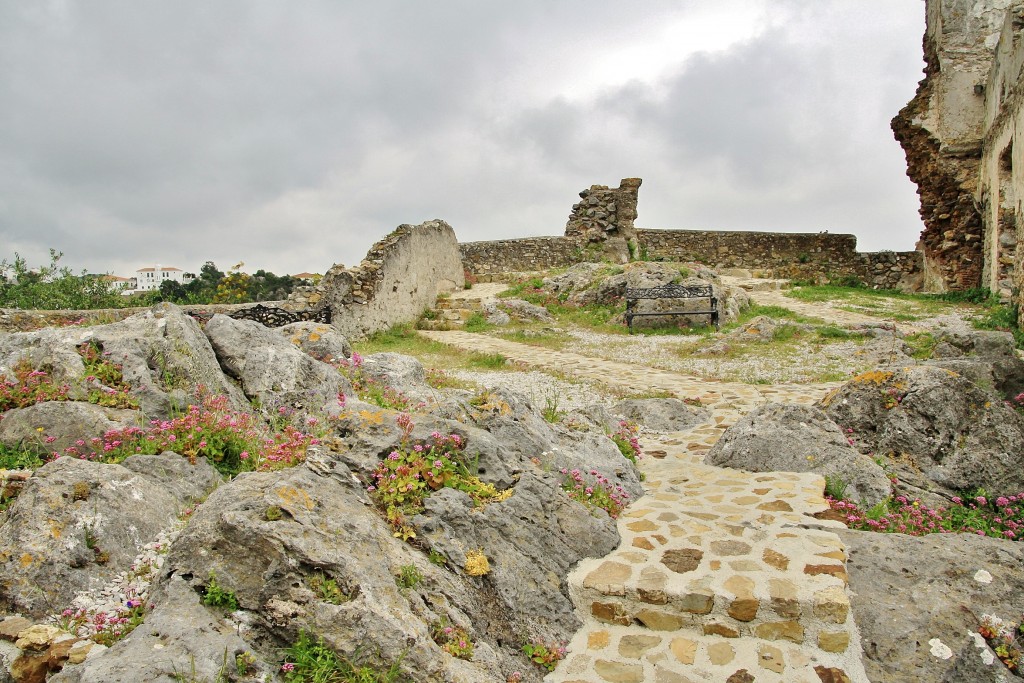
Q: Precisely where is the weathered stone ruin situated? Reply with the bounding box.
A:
[563,178,642,263]
[893,0,1024,316]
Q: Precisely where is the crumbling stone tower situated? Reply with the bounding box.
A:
[564,178,641,263]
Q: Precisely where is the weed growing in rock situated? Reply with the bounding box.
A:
[308,572,350,604]
[979,613,1023,672]
[0,443,44,470]
[541,393,565,423]
[282,630,406,683]
[367,416,510,533]
[428,549,447,566]
[609,420,642,464]
[827,491,1024,540]
[522,639,567,671]
[202,572,239,611]
[76,341,139,409]
[431,620,475,659]
[560,468,629,518]
[396,564,423,590]
[0,359,70,411]
[52,391,321,476]
[55,598,148,646]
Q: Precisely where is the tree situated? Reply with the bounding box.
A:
[0,250,126,310]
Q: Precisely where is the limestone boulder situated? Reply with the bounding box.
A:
[0,402,144,460]
[203,314,351,413]
[278,321,352,363]
[819,365,1024,498]
[924,329,1024,400]
[612,397,710,432]
[482,304,511,326]
[839,528,1024,683]
[132,457,551,682]
[490,298,553,323]
[542,263,608,298]
[48,575,256,683]
[0,454,218,619]
[415,471,619,634]
[358,352,428,396]
[0,303,248,421]
[706,403,891,505]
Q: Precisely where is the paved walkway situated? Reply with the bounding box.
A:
[418,330,869,683]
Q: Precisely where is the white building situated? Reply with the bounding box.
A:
[133,265,195,292]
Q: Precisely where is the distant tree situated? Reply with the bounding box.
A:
[0,249,128,310]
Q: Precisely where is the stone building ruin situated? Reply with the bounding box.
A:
[564,178,642,263]
[894,0,1024,317]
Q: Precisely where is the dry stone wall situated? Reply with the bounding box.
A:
[638,229,922,289]
[294,219,464,339]
[459,228,921,290]
[459,236,582,280]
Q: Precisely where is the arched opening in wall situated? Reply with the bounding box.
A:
[995,144,1017,301]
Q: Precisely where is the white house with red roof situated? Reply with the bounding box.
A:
[132,265,195,292]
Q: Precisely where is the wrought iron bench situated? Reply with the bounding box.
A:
[624,284,719,333]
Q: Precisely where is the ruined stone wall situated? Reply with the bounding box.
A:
[459,236,582,280]
[637,229,922,289]
[564,178,641,263]
[893,0,1014,291]
[295,220,464,339]
[978,6,1024,312]
[460,228,921,290]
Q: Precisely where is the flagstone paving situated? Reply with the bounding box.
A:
[418,329,870,682]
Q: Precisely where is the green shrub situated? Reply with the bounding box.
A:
[202,572,239,611]
[281,631,406,683]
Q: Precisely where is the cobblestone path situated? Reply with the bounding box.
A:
[419,329,869,683]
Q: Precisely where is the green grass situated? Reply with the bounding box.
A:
[465,352,507,370]
[0,443,45,470]
[463,312,491,333]
[282,631,406,683]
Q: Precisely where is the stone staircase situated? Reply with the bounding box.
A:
[416,331,871,682]
[416,283,509,330]
[416,296,486,330]
[547,434,868,683]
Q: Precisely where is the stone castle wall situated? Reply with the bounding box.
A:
[459,227,921,290]
[459,237,583,281]
[294,219,464,338]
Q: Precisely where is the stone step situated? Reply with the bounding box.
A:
[547,624,865,683]
[435,298,484,311]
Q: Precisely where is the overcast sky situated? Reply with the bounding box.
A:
[0,1,926,277]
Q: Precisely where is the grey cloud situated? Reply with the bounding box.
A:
[0,1,925,274]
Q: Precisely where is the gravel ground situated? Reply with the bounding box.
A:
[449,369,617,410]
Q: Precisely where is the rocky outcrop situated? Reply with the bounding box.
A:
[0,403,143,460]
[706,404,892,506]
[0,303,249,420]
[203,313,351,413]
[819,365,1024,502]
[0,455,218,619]
[839,528,1024,683]
[611,397,709,432]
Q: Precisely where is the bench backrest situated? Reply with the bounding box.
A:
[623,284,713,300]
